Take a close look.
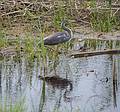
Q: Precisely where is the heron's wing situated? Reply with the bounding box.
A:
[44,32,66,40]
[44,32,70,45]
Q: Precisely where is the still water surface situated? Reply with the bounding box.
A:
[0,39,120,112]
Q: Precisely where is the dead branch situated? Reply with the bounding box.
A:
[68,49,120,58]
[1,10,23,16]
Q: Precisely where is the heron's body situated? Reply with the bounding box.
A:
[44,31,70,45]
[42,20,72,45]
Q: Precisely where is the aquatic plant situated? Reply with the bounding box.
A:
[90,0,118,32]
[0,99,26,112]
[92,12,117,32]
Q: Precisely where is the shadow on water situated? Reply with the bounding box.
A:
[0,38,120,112]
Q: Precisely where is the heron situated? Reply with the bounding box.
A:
[40,20,73,45]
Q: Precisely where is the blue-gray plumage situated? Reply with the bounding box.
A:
[43,20,72,45]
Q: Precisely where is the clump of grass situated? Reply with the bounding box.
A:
[90,10,117,32]
[24,37,34,53]
[90,0,119,32]
[0,99,26,112]
[53,5,67,30]
[84,0,96,8]
[40,32,47,61]
[0,37,6,48]
[0,30,8,48]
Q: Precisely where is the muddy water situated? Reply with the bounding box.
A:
[0,39,120,112]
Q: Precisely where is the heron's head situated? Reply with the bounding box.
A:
[61,20,73,38]
[61,20,69,28]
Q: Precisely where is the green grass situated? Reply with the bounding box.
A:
[0,0,120,33]
[53,7,65,30]
[89,0,119,32]
[53,4,69,31]
[0,38,6,48]
[0,31,8,48]
[0,99,26,112]
[84,39,120,50]
[90,10,117,32]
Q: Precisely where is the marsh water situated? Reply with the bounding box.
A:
[0,38,120,112]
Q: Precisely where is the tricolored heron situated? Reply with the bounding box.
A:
[42,20,73,45]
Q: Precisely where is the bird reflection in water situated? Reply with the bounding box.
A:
[38,75,73,106]
[38,75,72,91]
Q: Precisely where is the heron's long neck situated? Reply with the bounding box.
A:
[62,23,72,37]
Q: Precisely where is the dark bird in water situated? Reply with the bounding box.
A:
[41,20,73,45]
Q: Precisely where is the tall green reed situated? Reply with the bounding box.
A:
[53,5,68,31]
[90,0,118,32]
[0,98,26,112]
[90,10,117,32]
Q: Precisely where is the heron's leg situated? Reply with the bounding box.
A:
[53,45,59,76]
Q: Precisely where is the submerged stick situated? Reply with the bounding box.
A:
[68,49,120,58]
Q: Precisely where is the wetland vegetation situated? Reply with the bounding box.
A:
[0,0,120,112]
